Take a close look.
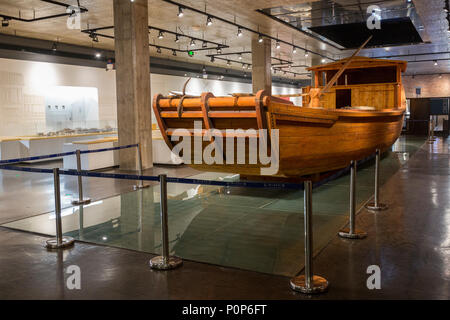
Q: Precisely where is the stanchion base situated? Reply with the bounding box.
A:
[133,184,150,190]
[149,256,183,270]
[290,275,329,294]
[338,228,367,239]
[365,202,388,211]
[71,198,91,206]
[45,236,75,249]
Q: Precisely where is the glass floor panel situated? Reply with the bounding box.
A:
[2,136,425,277]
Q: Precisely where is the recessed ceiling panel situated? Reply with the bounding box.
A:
[309,17,423,49]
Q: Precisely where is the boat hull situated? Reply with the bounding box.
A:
[153,92,405,179]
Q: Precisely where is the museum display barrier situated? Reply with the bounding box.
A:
[0,145,392,294]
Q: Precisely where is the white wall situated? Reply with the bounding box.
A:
[0,57,302,136]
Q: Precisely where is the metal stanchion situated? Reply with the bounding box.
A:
[427,115,436,144]
[71,150,91,205]
[149,174,182,270]
[365,149,388,211]
[290,181,329,294]
[46,168,75,249]
[338,161,367,239]
[134,143,150,190]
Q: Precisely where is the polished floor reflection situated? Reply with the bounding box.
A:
[2,136,425,277]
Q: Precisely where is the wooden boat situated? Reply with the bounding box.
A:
[153,49,406,180]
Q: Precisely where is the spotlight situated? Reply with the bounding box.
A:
[202,41,208,49]
[95,52,101,58]
[190,38,196,46]
[439,74,443,78]
[258,34,263,43]
[237,27,242,37]
[175,34,180,43]
[293,46,297,54]
[206,16,213,26]
[238,53,242,60]
[227,60,231,66]
[172,50,177,56]
[434,60,438,65]
[177,6,184,17]
[2,18,10,27]
[89,33,99,42]
[210,56,215,63]
[217,47,222,54]
[276,41,280,49]
[157,47,162,54]
[321,58,326,63]
[158,31,164,39]
[305,50,309,57]
[242,64,246,69]
[52,42,57,51]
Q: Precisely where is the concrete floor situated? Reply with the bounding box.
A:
[0,136,449,299]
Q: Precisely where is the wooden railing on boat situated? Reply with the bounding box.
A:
[152,90,291,148]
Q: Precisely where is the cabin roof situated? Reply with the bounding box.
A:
[307,56,407,73]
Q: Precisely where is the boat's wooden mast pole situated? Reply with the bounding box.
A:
[320,35,373,94]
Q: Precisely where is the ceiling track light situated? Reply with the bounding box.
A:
[305,50,309,57]
[190,38,196,47]
[238,53,242,60]
[258,34,263,43]
[52,42,57,51]
[157,47,162,54]
[158,31,164,39]
[202,41,208,49]
[1,18,10,27]
[177,6,184,17]
[206,16,213,26]
[172,50,177,56]
[434,60,438,65]
[237,27,243,37]
[217,47,222,54]
[293,46,297,54]
[175,34,180,43]
[210,56,215,63]
[276,41,281,49]
[227,60,231,66]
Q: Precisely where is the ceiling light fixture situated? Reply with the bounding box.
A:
[202,41,208,48]
[227,60,231,66]
[276,41,281,49]
[190,38,196,46]
[95,52,101,58]
[258,34,263,43]
[238,53,242,60]
[157,47,162,54]
[175,34,180,43]
[210,56,215,63]
[172,50,177,56]
[237,27,243,37]
[177,6,184,17]
[217,47,222,54]
[293,46,297,54]
[1,18,10,27]
[434,60,438,65]
[52,42,57,51]
[158,31,164,39]
[206,16,213,26]
[305,50,309,57]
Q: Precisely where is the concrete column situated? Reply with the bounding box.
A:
[113,0,152,170]
[251,38,272,95]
